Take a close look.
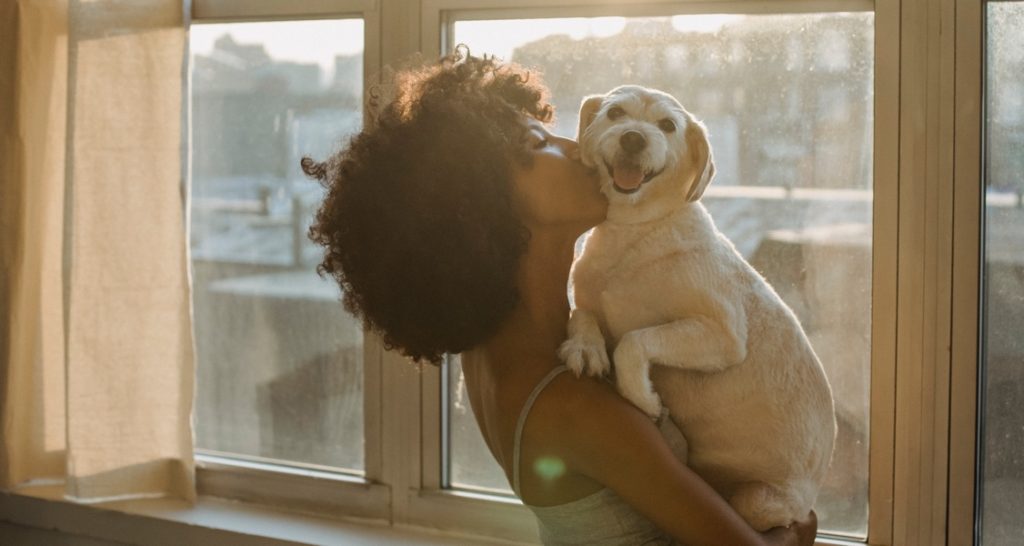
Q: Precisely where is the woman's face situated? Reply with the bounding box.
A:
[511,117,608,231]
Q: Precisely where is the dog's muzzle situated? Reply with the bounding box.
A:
[605,158,664,194]
[620,131,647,153]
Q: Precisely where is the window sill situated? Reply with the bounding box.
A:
[0,485,519,545]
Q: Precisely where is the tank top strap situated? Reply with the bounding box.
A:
[512,365,571,497]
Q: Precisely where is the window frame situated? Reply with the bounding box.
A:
[416,1,895,544]
[185,0,991,544]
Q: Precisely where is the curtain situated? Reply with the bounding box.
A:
[1,0,196,503]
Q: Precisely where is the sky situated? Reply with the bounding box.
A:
[454,15,744,61]
[188,14,744,73]
[190,19,365,76]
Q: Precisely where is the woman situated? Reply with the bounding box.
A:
[302,49,817,546]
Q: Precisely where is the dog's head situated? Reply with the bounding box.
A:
[577,86,715,211]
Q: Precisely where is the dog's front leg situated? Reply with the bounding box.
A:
[611,331,663,418]
[558,308,611,377]
[614,307,748,417]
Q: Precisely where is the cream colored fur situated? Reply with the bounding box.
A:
[560,85,837,531]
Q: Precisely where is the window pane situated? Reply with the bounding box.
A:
[981,3,1024,544]
[190,20,365,472]
[450,13,873,538]
[447,356,514,493]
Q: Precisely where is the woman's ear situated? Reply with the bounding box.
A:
[577,95,604,141]
[684,117,716,202]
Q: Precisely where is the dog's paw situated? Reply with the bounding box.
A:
[622,385,662,420]
[729,483,804,532]
[558,337,611,378]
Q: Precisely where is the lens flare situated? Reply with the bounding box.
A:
[533,456,567,481]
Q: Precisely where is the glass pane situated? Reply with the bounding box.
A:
[190,20,365,472]
[451,13,873,537]
[447,356,514,493]
[980,3,1024,544]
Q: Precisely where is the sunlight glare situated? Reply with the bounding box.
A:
[190,19,364,78]
[453,17,630,61]
[589,17,626,38]
[671,14,744,33]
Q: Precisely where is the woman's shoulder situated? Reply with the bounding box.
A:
[535,370,625,415]
[512,367,659,505]
[526,370,668,463]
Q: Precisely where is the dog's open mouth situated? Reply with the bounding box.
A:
[604,159,663,194]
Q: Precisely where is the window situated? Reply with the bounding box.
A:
[446,355,512,493]
[178,1,990,545]
[189,19,366,473]
[445,12,874,539]
[979,2,1024,543]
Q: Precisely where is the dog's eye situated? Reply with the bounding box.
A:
[607,106,625,120]
[658,119,676,133]
[533,137,549,149]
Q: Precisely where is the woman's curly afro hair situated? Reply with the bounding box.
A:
[302,48,553,365]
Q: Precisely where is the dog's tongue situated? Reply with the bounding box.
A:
[613,161,645,190]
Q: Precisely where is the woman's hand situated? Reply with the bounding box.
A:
[762,511,818,546]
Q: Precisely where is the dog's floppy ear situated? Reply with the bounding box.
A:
[684,118,715,202]
[577,95,604,141]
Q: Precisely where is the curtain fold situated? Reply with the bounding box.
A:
[1,0,196,504]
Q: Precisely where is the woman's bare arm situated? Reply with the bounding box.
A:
[533,375,815,546]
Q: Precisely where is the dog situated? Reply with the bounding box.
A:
[559,85,836,531]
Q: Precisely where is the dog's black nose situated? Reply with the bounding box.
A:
[620,131,647,153]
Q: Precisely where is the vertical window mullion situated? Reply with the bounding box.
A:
[869,0,900,544]
[360,2,386,487]
[946,1,983,544]
[376,0,429,526]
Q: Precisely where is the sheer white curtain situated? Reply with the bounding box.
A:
[1,0,196,503]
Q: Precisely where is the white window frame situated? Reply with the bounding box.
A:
[187,1,991,545]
